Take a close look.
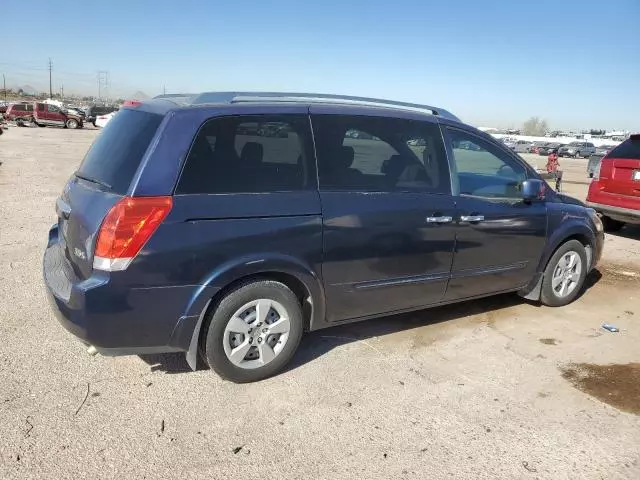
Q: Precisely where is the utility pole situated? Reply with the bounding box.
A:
[48,58,53,98]
[2,74,6,103]
[97,71,110,102]
[163,85,166,95]
[60,82,64,100]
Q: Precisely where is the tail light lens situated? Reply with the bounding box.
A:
[93,196,172,271]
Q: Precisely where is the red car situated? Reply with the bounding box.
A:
[5,102,34,121]
[33,102,83,129]
[586,134,640,231]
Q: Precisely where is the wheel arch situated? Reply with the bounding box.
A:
[175,254,325,370]
[520,223,595,301]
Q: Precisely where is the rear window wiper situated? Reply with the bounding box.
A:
[75,172,112,190]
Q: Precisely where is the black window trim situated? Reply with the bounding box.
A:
[442,125,539,198]
[310,113,452,195]
[174,113,318,196]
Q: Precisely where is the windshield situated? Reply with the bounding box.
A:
[607,138,640,160]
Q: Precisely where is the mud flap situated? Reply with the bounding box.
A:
[185,299,212,371]
[518,272,543,301]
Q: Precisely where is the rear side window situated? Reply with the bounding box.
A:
[607,138,640,159]
[176,115,314,194]
[77,110,162,194]
[312,115,450,193]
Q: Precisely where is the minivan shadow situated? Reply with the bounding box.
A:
[284,293,526,373]
[139,271,604,376]
[607,224,640,240]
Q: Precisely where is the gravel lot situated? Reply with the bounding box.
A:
[1,127,639,479]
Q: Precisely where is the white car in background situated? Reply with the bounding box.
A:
[94,111,117,128]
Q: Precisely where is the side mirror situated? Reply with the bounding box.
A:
[522,179,545,203]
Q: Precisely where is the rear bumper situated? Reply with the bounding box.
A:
[586,201,640,225]
[43,226,198,355]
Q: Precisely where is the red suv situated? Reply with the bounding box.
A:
[5,102,34,121]
[587,134,640,231]
[34,102,84,129]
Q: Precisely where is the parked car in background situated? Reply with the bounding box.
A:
[587,134,640,231]
[43,91,604,383]
[34,102,84,129]
[5,102,34,122]
[94,111,117,128]
[586,154,604,178]
[0,102,8,115]
[538,142,563,156]
[529,141,549,154]
[511,140,533,153]
[595,144,616,156]
[501,137,517,149]
[85,105,118,126]
[558,141,596,158]
[65,106,86,120]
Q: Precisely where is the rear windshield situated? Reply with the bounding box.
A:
[607,138,640,160]
[76,109,163,194]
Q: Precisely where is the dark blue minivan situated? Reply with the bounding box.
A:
[43,92,604,382]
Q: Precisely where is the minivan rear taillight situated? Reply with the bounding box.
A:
[93,196,172,271]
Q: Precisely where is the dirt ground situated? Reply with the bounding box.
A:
[1,127,639,480]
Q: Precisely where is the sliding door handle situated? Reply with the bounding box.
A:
[460,215,485,223]
[426,216,453,224]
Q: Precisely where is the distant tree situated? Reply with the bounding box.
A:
[522,117,548,136]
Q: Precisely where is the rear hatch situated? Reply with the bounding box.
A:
[56,109,163,279]
[598,136,640,198]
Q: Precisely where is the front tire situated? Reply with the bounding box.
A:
[202,280,304,383]
[66,118,79,129]
[540,240,588,307]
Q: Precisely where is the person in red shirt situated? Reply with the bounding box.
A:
[546,150,561,191]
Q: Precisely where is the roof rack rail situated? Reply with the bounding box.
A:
[190,91,460,122]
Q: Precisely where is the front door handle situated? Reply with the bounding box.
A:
[426,216,453,224]
[460,215,485,223]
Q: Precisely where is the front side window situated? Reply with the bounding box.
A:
[48,105,60,113]
[312,115,450,193]
[446,129,527,200]
[177,115,313,194]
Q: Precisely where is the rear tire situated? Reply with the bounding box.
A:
[540,240,588,307]
[601,216,625,232]
[202,280,304,383]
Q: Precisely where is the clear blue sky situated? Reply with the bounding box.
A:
[2,0,639,131]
